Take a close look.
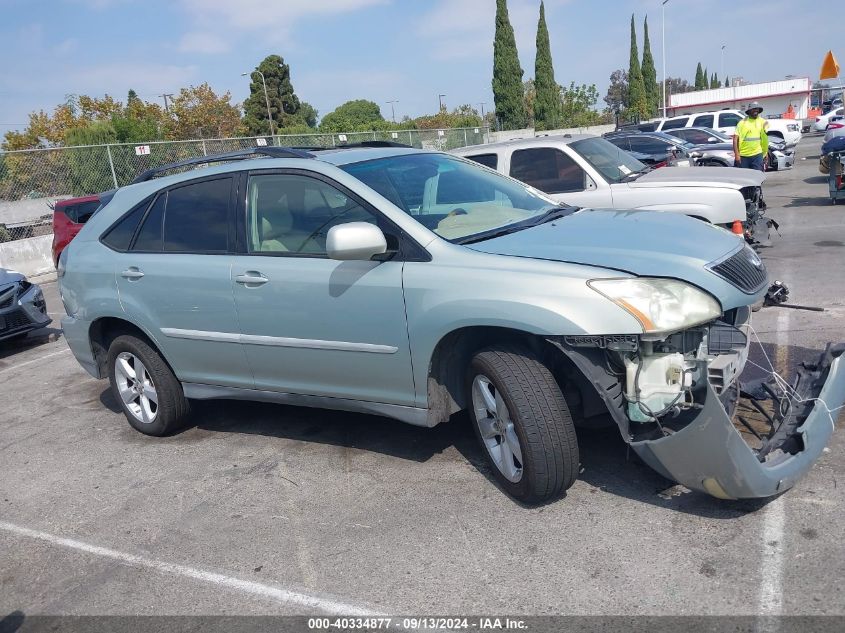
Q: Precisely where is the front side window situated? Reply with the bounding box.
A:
[342,153,560,242]
[674,129,710,144]
[569,137,647,183]
[162,178,231,253]
[466,153,498,169]
[718,113,743,128]
[246,174,376,255]
[509,148,586,194]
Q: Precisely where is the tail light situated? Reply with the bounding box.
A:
[830,123,845,130]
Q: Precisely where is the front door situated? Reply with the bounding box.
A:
[507,146,613,208]
[230,170,415,406]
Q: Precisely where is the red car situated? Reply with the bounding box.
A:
[51,195,100,267]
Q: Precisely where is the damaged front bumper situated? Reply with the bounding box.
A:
[552,319,845,499]
[632,344,845,499]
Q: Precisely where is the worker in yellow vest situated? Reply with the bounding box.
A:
[733,102,768,170]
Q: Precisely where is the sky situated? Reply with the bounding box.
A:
[0,0,835,135]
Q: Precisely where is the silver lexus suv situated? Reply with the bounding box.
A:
[58,144,845,502]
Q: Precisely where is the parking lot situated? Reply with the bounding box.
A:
[1,134,844,619]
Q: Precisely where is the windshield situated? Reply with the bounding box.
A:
[702,128,731,142]
[342,153,561,242]
[569,137,647,183]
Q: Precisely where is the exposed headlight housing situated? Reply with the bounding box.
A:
[588,278,721,335]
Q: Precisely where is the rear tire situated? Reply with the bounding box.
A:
[467,345,579,503]
[107,334,189,436]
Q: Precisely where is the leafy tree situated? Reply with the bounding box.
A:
[65,121,119,195]
[694,63,704,90]
[298,102,318,128]
[243,54,302,135]
[492,0,527,129]
[414,105,483,130]
[604,69,629,113]
[523,79,536,123]
[663,76,692,99]
[559,83,603,127]
[533,1,559,130]
[626,15,648,119]
[165,83,244,140]
[319,99,384,132]
[127,89,141,107]
[641,16,658,117]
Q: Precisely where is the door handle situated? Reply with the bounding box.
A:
[121,267,145,280]
[235,272,269,286]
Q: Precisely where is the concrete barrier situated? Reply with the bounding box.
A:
[0,235,54,277]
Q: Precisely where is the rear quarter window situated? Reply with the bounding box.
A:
[465,153,498,169]
[100,201,149,251]
[660,116,689,130]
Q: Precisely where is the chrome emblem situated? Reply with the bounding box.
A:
[746,248,763,269]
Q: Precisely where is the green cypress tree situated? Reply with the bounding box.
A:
[640,16,658,117]
[694,63,704,90]
[243,54,302,135]
[725,76,730,88]
[703,67,709,89]
[627,14,648,119]
[533,1,559,130]
[711,72,720,89]
[492,0,527,130]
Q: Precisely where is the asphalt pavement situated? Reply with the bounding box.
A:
[1,135,844,622]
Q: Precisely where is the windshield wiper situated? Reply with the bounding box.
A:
[621,166,653,181]
[455,205,576,245]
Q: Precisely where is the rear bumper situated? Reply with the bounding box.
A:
[61,315,100,378]
[631,344,845,499]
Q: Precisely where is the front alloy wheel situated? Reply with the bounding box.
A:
[472,375,523,482]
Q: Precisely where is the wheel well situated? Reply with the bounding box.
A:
[426,326,575,426]
[88,317,157,377]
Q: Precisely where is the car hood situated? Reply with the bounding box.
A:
[0,268,25,288]
[467,208,756,308]
[630,165,765,189]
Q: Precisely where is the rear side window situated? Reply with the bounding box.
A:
[628,137,671,154]
[101,203,148,251]
[163,178,231,252]
[133,193,166,252]
[661,116,689,130]
[692,114,714,128]
[466,153,498,169]
[61,200,100,224]
[509,148,586,194]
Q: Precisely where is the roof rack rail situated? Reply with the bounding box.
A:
[131,146,315,184]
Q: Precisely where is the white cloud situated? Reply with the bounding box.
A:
[178,32,230,54]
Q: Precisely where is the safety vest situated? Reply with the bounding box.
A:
[735,117,768,157]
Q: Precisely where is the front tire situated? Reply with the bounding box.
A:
[467,345,579,503]
[107,334,189,436]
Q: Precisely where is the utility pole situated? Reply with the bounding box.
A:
[438,94,446,112]
[478,102,486,118]
[159,93,174,113]
[242,71,275,136]
[386,100,398,122]
[661,0,669,117]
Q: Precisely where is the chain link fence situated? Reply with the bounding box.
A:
[0,126,489,243]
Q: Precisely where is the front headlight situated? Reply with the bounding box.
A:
[588,278,721,334]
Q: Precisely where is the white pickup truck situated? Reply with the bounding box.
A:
[452,134,767,232]
[652,109,802,147]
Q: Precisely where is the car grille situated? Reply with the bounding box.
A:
[1,309,31,332]
[708,247,768,294]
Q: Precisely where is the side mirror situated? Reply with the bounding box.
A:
[707,136,717,142]
[326,222,388,261]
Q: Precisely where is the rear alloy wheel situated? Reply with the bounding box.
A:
[467,345,579,503]
[107,334,189,436]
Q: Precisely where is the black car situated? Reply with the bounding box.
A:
[603,130,694,167]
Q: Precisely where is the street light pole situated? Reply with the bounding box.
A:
[661,0,669,118]
[438,94,446,111]
[242,71,274,137]
[721,44,726,82]
[386,100,398,122]
[478,102,486,118]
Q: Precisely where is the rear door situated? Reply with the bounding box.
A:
[112,175,253,389]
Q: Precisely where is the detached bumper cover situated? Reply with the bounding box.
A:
[631,344,845,499]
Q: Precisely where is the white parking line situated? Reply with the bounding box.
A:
[0,348,70,374]
[0,520,379,616]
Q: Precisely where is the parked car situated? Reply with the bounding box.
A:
[452,135,765,232]
[603,130,695,167]
[59,145,844,501]
[655,109,802,147]
[814,108,844,132]
[665,127,794,171]
[51,194,102,267]
[0,268,50,342]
